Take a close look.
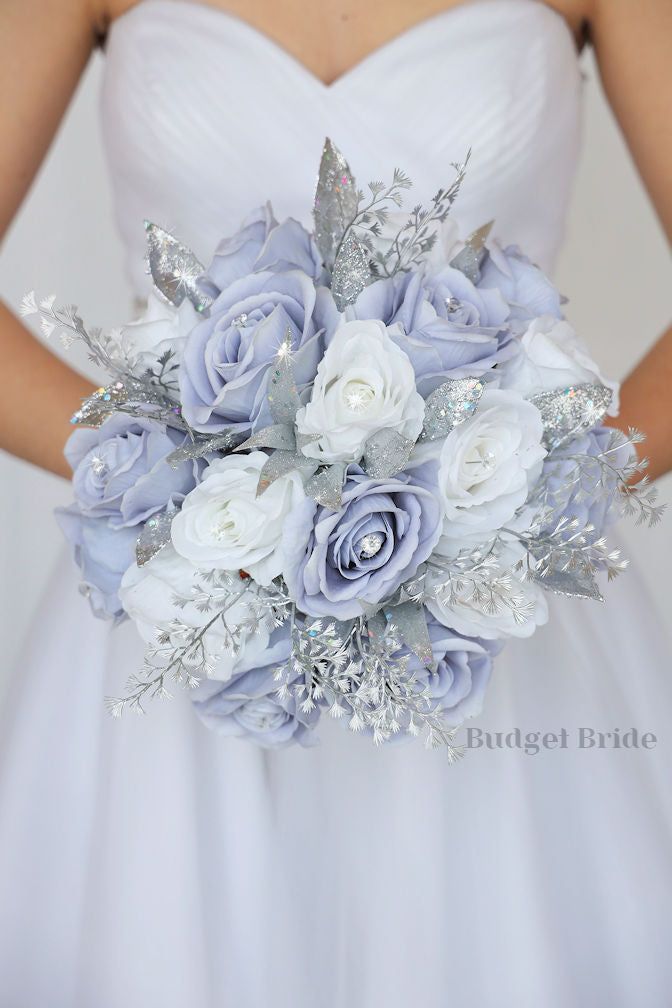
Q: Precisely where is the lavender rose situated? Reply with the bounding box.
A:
[348,267,511,394]
[199,204,324,299]
[179,270,339,434]
[539,426,634,540]
[477,244,562,323]
[199,204,275,298]
[65,414,200,528]
[56,507,137,620]
[192,628,318,748]
[282,463,442,620]
[252,217,324,281]
[405,617,499,727]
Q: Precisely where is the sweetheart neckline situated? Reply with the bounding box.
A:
[107,0,579,91]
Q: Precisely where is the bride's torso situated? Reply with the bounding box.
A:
[100,0,582,297]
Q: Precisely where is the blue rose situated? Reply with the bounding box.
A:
[477,244,562,323]
[348,268,511,395]
[65,414,200,528]
[192,629,318,747]
[198,203,275,298]
[179,270,339,434]
[283,463,443,620]
[56,507,138,620]
[406,617,499,727]
[253,218,324,282]
[540,426,634,541]
[199,205,324,298]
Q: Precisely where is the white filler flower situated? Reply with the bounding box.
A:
[171,452,305,586]
[295,318,425,463]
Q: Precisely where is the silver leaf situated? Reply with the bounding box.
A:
[235,423,297,453]
[256,450,313,496]
[136,510,174,567]
[365,611,388,641]
[363,428,415,479]
[530,563,604,602]
[313,137,359,270]
[267,336,302,426]
[331,232,371,311]
[530,383,613,447]
[304,463,347,510]
[166,431,237,468]
[420,378,484,441]
[144,221,211,312]
[449,221,493,284]
[387,601,433,665]
[70,381,128,427]
[70,377,170,428]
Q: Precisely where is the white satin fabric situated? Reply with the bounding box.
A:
[1,2,671,1006]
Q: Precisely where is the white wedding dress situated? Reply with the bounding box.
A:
[1,1,671,1005]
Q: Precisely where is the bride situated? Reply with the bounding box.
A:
[1,0,671,1004]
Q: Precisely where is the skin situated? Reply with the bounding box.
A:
[0,0,670,479]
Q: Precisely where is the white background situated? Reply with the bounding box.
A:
[1,50,670,697]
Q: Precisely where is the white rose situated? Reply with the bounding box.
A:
[427,542,549,640]
[427,388,546,555]
[170,452,305,586]
[500,315,619,413]
[295,319,425,463]
[119,545,277,681]
[115,291,199,376]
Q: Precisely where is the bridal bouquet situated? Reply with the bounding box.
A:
[24,139,663,755]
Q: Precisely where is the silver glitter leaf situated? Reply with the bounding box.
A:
[166,431,237,468]
[366,611,388,642]
[145,221,211,312]
[70,377,177,428]
[136,510,174,567]
[267,338,302,426]
[331,232,372,311]
[387,601,433,666]
[531,383,613,447]
[256,450,313,496]
[235,423,297,453]
[449,221,493,284]
[70,381,129,427]
[530,563,604,602]
[363,428,415,479]
[420,378,484,441]
[313,137,359,270]
[304,463,347,510]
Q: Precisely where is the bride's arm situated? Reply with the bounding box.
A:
[587,0,672,480]
[0,0,103,478]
